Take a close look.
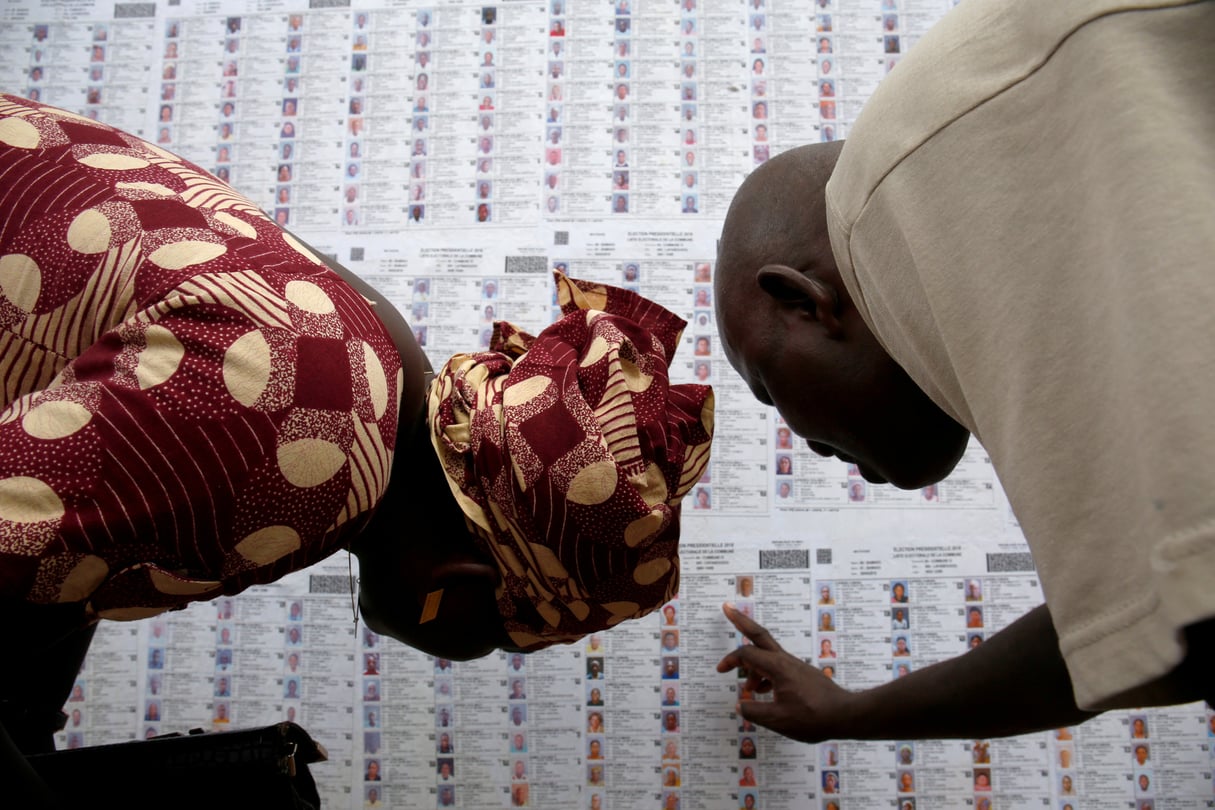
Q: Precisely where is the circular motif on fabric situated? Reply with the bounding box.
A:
[620,357,653,392]
[0,117,40,149]
[461,360,492,391]
[235,525,302,565]
[0,253,41,311]
[603,601,640,625]
[23,400,92,440]
[280,231,323,264]
[624,510,665,548]
[135,324,185,390]
[502,375,550,408]
[585,309,607,327]
[579,335,611,368]
[77,153,150,171]
[0,475,64,523]
[66,208,112,254]
[284,280,335,314]
[223,330,271,407]
[277,438,346,488]
[148,240,226,270]
[633,557,672,586]
[214,211,256,239]
[568,600,591,621]
[508,630,545,649]
[528,542,571,579]
[361,341,389,419]
[57,555,108,602]
[566,460,618,505]
[149,568,222,596]
[633,463,670,507]
[535,600,561,628]
[578,288,609,312]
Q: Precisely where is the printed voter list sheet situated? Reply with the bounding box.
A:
[4,0,1211,807]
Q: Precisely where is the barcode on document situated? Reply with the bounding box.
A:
[504,256,547,274]
[553,230,570,246]
[349,247,365,262]
[759,549,810,570]
[114,3,156,16]
[985,552,1035,572]
[816,548,833,565]
[310,574,354,594]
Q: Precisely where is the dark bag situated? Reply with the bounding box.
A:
[26,722,328,809]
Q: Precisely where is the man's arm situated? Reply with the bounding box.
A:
[717,603,1212,742]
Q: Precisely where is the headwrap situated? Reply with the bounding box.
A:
[428,272,714,651]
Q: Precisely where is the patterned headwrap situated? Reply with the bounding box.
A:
[428,272,714,651]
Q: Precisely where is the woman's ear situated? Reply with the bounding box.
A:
[756,264,843,338]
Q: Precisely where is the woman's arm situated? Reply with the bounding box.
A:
[277,231,512,661]
[352,408,511,661]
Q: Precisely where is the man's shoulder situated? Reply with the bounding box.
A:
[828,0,1191,229]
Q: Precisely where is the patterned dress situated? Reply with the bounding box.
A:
[430,273,715,650]
[0,95,401,623]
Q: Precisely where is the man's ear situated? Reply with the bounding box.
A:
[756,264,843,338]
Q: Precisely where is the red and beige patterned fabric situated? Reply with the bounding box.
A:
[0,95,402,623]
[429,272,715,651]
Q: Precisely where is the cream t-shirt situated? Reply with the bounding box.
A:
[825,0,1215,708]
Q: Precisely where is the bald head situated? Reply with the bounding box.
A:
[716,142,844,359]
[711,139,969,489]
[718,143,843,282]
